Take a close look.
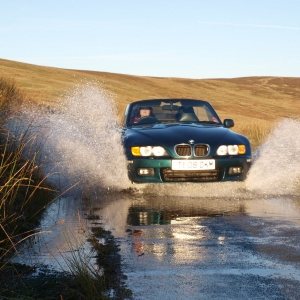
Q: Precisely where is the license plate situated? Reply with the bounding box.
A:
[171,159,215,170]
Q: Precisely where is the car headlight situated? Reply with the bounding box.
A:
[131,146,169,157]
[216,145,246,155]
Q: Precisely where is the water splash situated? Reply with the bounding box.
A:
[246,118,300,195]
[44,82,131,193]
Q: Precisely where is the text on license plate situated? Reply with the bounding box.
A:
[171,159,215,170]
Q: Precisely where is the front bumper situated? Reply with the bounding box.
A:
[127,157,252,183]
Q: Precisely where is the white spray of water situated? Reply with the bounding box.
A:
[246,118,300,195]
[43,82,131,193]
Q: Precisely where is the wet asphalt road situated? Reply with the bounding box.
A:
[106,194,300,300]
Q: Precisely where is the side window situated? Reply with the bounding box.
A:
[128,105,139,124]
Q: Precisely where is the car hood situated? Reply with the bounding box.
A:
[123,123,248,146]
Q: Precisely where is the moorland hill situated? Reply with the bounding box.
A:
[1,58,299,139]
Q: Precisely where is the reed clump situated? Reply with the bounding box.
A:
[59,223,108,300]
[0,78,55,267]
[57,211,132,299]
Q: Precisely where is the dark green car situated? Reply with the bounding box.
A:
[120,98,252,183]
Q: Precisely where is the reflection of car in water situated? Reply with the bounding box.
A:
[127,196,247,226]
[120,98,252,183]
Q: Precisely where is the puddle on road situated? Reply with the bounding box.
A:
[13,190,300,271]
[12,197,96,271]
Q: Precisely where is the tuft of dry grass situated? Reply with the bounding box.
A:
[59,224,107,300]
[0,129,54,262]
[0,77,56,268]
[233,119,275,150]
[0,77,26,121]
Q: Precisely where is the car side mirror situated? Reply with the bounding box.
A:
[223,119,234,128]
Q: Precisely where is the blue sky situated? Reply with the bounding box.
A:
[1,0,300,79]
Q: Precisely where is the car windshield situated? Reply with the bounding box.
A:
[125,99,221,126]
